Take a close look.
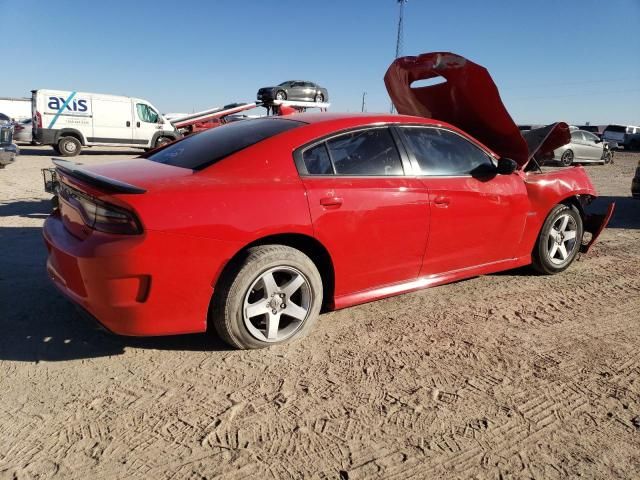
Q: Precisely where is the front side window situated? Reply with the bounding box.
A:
[325,128,403,176]
[136,103,159,123]
[400,127,494,176]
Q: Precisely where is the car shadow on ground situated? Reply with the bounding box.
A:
[0,220,232,363]
[0,198,52,219]
[17,147,142,157]
[590,195,640,230]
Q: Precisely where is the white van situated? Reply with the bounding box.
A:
[31,89,180,156]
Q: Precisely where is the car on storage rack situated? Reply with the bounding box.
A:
[31,89,180,156]
[258,81,328,103]
[42,52,614,350]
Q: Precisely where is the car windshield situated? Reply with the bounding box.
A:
[146,118,304,170]
[278,81,292,87]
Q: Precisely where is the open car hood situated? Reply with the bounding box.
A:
[384,52,570,169]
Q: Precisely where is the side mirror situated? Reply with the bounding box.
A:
[497,158,518,175]
[594,138,602,144]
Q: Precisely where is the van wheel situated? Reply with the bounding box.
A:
[155,136,172,149]
[58,137,81,157]
[212,245,323,349]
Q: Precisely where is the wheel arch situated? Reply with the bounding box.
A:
[211,232,336,314]
[55,128,86,145]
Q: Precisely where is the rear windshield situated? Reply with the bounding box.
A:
[147,118,304,170]
[604,125,626,133]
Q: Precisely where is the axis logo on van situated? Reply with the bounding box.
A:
[47,97,89,113]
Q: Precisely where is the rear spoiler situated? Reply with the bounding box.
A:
[52,158,146,194]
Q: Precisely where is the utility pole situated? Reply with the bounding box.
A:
[390,0,408,113]
[361,92,367,112]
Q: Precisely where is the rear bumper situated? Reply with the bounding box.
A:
[42,213,233,336]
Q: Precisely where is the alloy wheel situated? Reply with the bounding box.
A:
[546,213,578,266]
[243,266,312,342]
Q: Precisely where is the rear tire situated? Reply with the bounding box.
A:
[57,136,81,157]
[212,245,323,349]
[560,150,573,167]
[275,90,287,101]
[314,93,324,103]
[532,204,583,275]
[603,151,612,164]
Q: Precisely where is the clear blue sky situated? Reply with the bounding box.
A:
[2,0,639,125]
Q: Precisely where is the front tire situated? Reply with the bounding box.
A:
[57,136,81,157]
[603,150,613,164]
[560,150,573,167]
[532,204,583,275]
[212,245,323,349]
[155,136,172,149]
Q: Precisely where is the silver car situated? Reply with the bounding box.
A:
[553,129,612,166]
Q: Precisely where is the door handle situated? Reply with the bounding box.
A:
[136,121,141,128]
[433,195,450,207]
[320,196,343,207]
[126,121,131,127]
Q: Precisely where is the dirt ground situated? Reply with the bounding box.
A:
[1,146,639,479]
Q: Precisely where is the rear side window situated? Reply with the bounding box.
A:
[326,128,403,176]
[400,127,494,176]
[147,118,303,170]
[303,143,333,174]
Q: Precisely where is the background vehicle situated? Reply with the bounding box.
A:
[0,97,31,121]
[258,81,328,103]
[31,89,179,156]
[0,124,19,168]
[576,124,604,139]
[633,160,640,199]
[0,112,10,124]
[170,102,257,135]
[13,118,33,143]
[552,129,611,166]
[602,124,640,150]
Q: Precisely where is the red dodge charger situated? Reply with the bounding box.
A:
[42,53,614,349]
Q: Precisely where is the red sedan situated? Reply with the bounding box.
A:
[42,53,613,349]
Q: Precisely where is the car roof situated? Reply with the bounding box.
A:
[277,112,498,157]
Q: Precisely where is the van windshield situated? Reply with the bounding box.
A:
[145,118,304,170]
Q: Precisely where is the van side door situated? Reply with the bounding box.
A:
[91,97,134,145]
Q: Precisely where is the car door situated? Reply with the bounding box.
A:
[581,131,604,161]
[288,82,307,101]
[570,131,590,160]
[297,126,430,297]
[134,102,162,146]
[397,126,530,275]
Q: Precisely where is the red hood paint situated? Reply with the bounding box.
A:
[384,52,570,169]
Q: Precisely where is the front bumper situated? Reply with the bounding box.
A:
[42,213,232,336]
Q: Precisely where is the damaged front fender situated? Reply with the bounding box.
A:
[581,202,616,254]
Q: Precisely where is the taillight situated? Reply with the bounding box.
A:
[59,183,142,235]
[35,111,42,128]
